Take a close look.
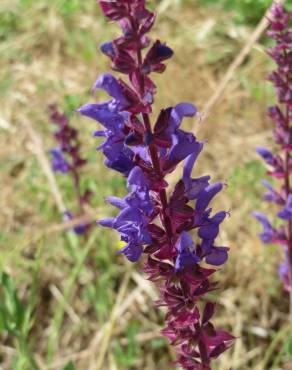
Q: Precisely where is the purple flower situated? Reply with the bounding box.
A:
[195,183,223,213]
[262,180,284,204]
[127,166,150,189]
[91,73,129,109]
[80,102,124,130]
[252,212,274,243]
[171,102,197,126]
[63,211,90,235]
[49,105,91,235]
[205,246,229,266]
[154,103,197,144]
[99,205,151,262]
[198,211,227,241]
[119,243,144,262]
[256,146,285,179]
[79,74,136,175]
[196,212,229,267]
[103,142,134,175]
[168,131,203,164]
[183,153,211,200]
[99,166,154,262]
[278,194,292,220]
[106,196,127,209]
[256,147,275,165]
[50,148,70,173]
[115,206,151,243]
[279,248,290,292]
[175,231,200,271]
[100,41,115,57]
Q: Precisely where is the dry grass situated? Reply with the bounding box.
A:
[0,0,291,369]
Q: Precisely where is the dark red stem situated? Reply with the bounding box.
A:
[142,113,173,240]
[71,168,85,214]
[282,45,292,320]
[284,106,292,319]
[132,20,174,241]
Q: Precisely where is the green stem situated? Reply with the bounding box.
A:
[261,324,292,369]
[15,334,39,370]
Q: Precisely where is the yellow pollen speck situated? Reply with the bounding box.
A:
[118,240,127,249]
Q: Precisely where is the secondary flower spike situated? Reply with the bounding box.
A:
[253,3,292,312]
[49,104,91,234]
[79,0,234,367]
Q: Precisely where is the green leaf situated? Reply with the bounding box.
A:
[62,361,75,370]
[1,272,25,330]
[285,335,292,357]
[0,306,6,332]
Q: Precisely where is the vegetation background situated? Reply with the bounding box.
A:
[1,0,292,369]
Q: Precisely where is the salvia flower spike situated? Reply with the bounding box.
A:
[80,1,234,368]
[49,104,91,234]
[253,3,292,315]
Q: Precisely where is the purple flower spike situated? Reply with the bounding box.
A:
[81,0,234,367]
[254,3,292,298]
[49,105,91,235]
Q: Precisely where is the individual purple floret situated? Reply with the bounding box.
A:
[278,194,292,220]
[49,104,91,234]
[254,3,292,306]
[261,179,285,204]
[50,148,70,174]
[279,248,291,292]
[79,1,234,368]
[63,211,90,235]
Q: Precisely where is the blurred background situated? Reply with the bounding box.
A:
[1,0,292,369]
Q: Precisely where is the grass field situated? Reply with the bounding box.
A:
[1,0,292,369]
